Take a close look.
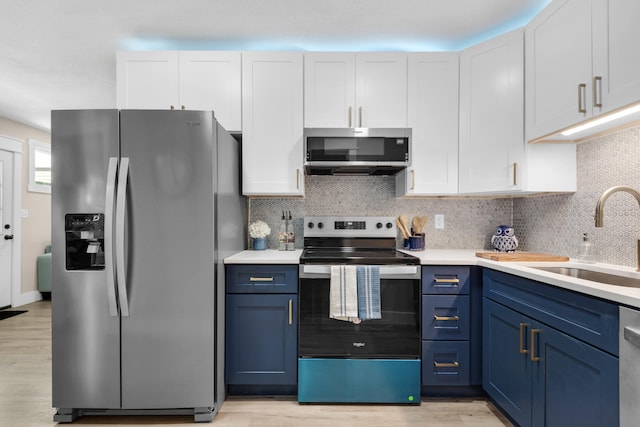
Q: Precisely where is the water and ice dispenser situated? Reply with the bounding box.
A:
[65,214,105,270]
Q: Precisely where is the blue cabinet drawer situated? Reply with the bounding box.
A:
[422,295,470,340]
[422,341,470,386]
[226,265,298,294]
[422,266,470,295]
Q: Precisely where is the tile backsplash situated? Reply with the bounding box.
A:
[249,176,512,250]
[249,123,640,268]
[514,123,640,268]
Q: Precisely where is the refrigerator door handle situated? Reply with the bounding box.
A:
[104,157,119,317]
[115,157,130,316]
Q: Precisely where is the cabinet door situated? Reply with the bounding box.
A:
[179,51,241,132]
[242,52,304,196]
[226,294,297,385]
[355,53,408,127]
[304,53,355,127]
[398,53,458,196]
[483,299,532,427]
[525,0,593,141]
[116,51,180,109]
[459,29,524,194]
[531,320,619,427]
[593,0,640,113]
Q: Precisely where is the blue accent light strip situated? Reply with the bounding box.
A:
[298,358,420,404]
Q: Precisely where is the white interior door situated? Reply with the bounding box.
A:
[0,149,14,308]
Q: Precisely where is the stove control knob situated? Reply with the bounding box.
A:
[376,222,383,229]
[307,222,314,229]
[386,222,393,229]
[317,222,324,229]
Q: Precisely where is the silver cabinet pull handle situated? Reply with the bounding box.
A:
[593,76,602,108]
[410,170,415,190]
[578,83,587,113]
[359,106,363,127]
[348,106,353,128]
[513,162,518,186]
[116,157,130,317]
[104,157,119,317]
[249,277,274,282]
[288,299,293,325]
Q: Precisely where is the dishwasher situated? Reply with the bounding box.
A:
[620,306,640,427]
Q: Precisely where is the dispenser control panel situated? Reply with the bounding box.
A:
[65,213,105,270]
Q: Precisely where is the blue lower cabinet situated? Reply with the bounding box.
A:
[298,358,420,404]
[226,294,297,385]
[483,299,533,426]
[422,341,470,386]
[532,322,618,427]
[484,297,619,427]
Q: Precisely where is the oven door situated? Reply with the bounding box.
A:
[298,264,421,359]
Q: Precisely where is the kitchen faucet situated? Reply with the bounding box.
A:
[594,185,640,271]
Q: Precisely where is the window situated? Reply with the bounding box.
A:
[28,139,51,194]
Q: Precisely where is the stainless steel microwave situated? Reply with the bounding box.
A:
[304,128,411,175]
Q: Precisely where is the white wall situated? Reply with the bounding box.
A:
[0,116,51,301]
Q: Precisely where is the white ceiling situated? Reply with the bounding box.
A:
[0,0,551,131]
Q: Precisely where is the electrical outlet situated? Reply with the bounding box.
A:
[435,214,444,229]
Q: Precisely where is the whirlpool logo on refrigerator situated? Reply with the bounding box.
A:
[352,342,366,348]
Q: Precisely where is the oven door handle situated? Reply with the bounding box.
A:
[299,265,420,279]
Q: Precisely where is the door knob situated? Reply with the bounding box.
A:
[4,235,14,240]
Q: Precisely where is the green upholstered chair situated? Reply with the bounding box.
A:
[37,245,52,295]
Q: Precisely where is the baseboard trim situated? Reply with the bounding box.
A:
[14,291,43,307]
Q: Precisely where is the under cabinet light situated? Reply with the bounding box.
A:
[561,103,640,136]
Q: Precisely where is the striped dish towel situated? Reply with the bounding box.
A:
[357,266,381,320]
[329,265,358,322]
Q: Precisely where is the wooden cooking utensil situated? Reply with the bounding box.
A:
[412,216,428,234]
[397,215,411,239]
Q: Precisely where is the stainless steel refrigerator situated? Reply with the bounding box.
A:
[51,110,245,423]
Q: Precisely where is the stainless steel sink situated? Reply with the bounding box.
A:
[531,266,640,288]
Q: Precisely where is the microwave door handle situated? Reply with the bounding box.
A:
[115,157,130,317]
[104,157,118,317]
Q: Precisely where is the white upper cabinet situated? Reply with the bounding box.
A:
[355,53,408,128]
[179,51,242,132]
[397,53,459,196]
[304,53,356,128]
[592,0,640,113]
[117,51,180,110]
[304,53,407,128]
[242,52,304,196]
[116,51,242,132]
[459,29,525,195]
[526,0,640,142]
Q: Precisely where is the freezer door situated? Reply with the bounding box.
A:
[51,110,121,409]
[119,110,216,409]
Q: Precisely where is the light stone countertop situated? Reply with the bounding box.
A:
[224,248,640,309]
[224,249,303,264]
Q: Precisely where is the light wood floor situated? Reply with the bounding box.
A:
[0,301,512,426]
